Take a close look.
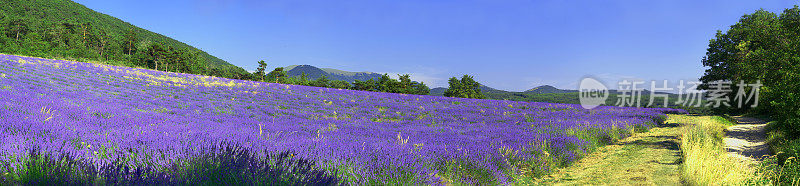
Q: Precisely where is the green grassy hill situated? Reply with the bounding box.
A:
[0,0,249,79]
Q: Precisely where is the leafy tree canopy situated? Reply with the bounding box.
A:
[444,75,486,99]
[700,6,800,133]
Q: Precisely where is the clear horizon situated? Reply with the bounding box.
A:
[75,0,799,91]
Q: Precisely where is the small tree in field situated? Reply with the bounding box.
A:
[444,75,485,99]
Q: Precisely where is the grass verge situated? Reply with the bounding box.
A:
[672,114,759,185]
[532,115,683,185]
[756,120,800,185]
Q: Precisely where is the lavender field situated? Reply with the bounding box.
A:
[0,54,683,185]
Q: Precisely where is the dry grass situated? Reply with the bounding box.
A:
[671,114,757,185]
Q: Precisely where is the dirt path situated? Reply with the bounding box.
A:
[535,122,684,185]
[724,116,770,164]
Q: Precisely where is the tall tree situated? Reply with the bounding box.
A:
[296,73,311,86]
[352,80,369,91]
[187,50,206,74]
[313,75,331,87]
[253,60,267,82]
[330,80,352,89]
[5,18,29,41]
[146,43,167,71]
[79,22,92,45]
[413,81,430,95]
[398,74,413,93]
[699,6,800,133]
[443,77,461,98]
[377,74,400,93]
[267,67,287,83]
[122,29,138,55]
[93,29,110,59]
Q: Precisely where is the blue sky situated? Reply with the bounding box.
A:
[75,0,800,91]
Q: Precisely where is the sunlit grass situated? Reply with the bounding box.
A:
[749,120,800,185]
[670,114,758,185]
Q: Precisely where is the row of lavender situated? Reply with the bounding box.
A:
[0,54,683,185]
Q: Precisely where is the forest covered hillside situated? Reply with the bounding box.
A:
[0,0,250,79]
[284,65,384,83]
[524,85,578,94]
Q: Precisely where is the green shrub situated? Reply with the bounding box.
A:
[753,150,800,185]
[753,121,800,185]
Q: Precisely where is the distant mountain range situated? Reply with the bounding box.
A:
[284,65,383,83]
[430,85,577,96]
[524,85,579,94]
[431,84,675,96]
[281,65,677,96]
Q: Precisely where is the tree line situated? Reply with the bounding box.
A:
[700,6,800,132]
[700,6,800,183]
[0,18,217,77]
[251,61,431,95]
[0,0,252,80]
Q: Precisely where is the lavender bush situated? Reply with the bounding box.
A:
[0,54,684,185]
